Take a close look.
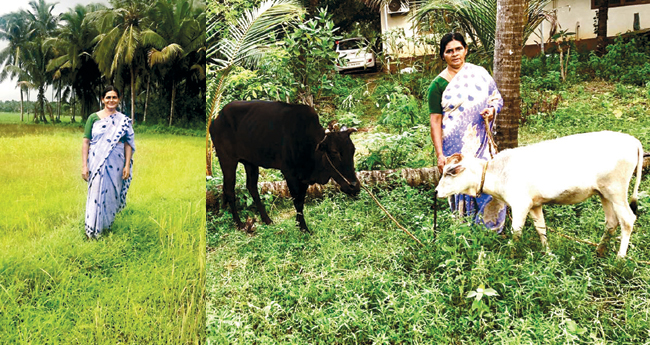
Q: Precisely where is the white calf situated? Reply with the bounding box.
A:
[435,131,643,258]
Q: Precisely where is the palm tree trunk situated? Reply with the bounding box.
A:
[209,167,441,201]
[72,91,76,123]
[169,81,176,126]
[57,79,62,121]
[130,64,135,121]
[143,74,150,123]
[493,0,525,150]
[20,89,24,122]
[596,1,609,57]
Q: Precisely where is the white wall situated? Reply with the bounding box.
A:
[526,0,650,46]
[380,3,434,58]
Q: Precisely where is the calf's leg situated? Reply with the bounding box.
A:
[285,176,310,233]
[596,197,619,257]
[220,160,244,229]
[243,163,272,225]
[510,205,531,242]
[612,201,636,259]
[528,206,550,253]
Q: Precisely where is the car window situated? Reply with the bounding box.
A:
[338,40,367,50]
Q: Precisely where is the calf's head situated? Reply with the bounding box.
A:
[435,153,483,198]
[317,127,361,196]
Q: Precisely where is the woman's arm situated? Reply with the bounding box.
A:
[430,113,446,173]
[82,138,90,181]
[123,142,133,180]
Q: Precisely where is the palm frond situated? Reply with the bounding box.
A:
[209,0,304,71]
[414,0,552,61]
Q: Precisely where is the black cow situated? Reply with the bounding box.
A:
[211,100,361,233]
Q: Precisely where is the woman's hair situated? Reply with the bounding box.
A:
[102,85,121,99]
[439,32,468,60]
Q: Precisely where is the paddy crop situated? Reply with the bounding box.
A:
[0,123,205,343]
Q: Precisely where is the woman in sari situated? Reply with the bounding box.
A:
[81,86,135,239]
[428,33,507,232]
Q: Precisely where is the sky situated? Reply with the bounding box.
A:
[0,0,109,101]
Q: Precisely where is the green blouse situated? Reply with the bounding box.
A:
[427,76,450,115]
[83,113,100,139]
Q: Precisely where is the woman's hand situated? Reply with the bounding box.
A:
[122,163,130,180]
[82,166,89,181]
[437,155,447,174]
[480,107,496,122]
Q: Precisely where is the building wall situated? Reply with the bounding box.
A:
[525,0,650,46]
[380,3,434,58]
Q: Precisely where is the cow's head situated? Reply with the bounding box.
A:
[317,126,361,196]
[435,153,483,198]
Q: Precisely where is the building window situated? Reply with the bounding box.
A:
[592,0,650,9]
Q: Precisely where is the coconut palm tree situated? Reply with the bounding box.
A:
[89,0,153,121]
[22,0,59,123]
[206,0,304,175]
[45,4,106,121]
[0,12,31,121]
[143,0,205,126]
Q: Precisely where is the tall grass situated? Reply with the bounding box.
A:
[207,80,650,343]
[0,125,205,343]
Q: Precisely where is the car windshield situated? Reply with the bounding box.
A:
[338,39,367,50]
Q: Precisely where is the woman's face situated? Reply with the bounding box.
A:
[102,91,119,111]
[443,39,467,69]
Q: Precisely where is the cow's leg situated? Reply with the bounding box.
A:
[596,197,619,257]
[528,206,550,253]
[612,201,636,259]
[243,163,272,225]
[286,177,310,233]
[220,160,244,229]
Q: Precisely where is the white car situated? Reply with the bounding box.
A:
[334,38,376,73]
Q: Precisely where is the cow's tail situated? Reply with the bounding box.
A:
[630,143,644,215]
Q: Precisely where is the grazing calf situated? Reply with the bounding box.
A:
[435,131,643,258]
[211,100,361,233]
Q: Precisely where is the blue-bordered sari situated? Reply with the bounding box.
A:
[85,112,135,238]
[441,63,507,232]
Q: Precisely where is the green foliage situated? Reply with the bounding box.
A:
[356,125,431,171]
[283,8,340,105]
[588,37,650,86]
[221,51,296,105]
[523,34,650,91]
[379,93,426,131]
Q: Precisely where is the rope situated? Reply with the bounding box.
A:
[324,153,424,247]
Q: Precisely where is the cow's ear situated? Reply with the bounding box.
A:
[327,120,339,132]
[346,127,358,135]
[446,153,463,165]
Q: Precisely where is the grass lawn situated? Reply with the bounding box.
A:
[0,123,205,343]
[207,80,650,343]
